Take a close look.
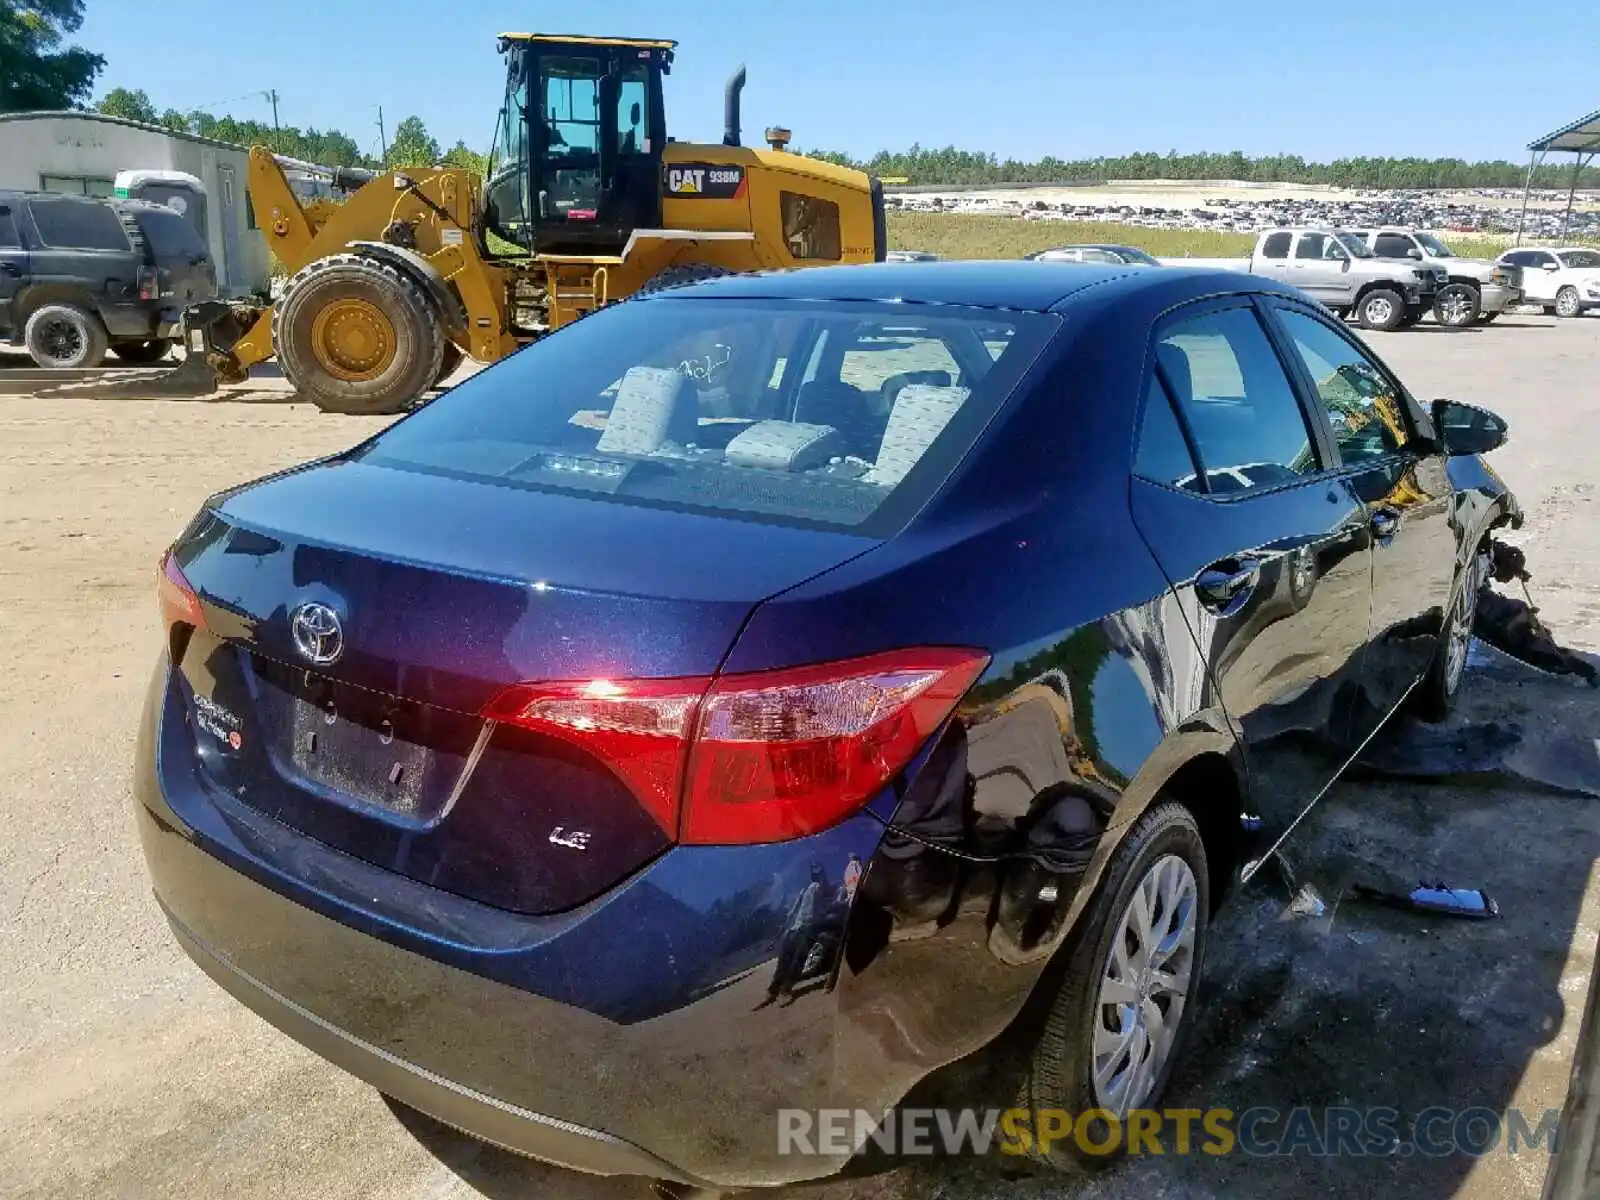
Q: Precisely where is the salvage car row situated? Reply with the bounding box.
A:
[902,228,1600,331]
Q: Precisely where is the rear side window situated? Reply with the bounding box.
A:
[1260,232,1292,260]
[26,197,130,251]
[361,298,1055,534]
[1155,306,1319,495]
[123,207,209,260]
[780,193,841,261]
[1134,375,1198,489]
[0,208,19,249]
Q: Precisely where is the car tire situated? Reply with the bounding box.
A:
[635,263,734,294]
[1355,288,1407,331]
[1478,311,1500,324]
[274,253,444,415]
[111,338,173,364]
[1555,286,1582,319]
[1412,552,1486,723]
[1433,283,1481,328]
[24,303,109,369]
[1015,801,1210,1172]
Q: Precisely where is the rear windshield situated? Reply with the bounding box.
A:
[122,206,208,260]
[26,197,130,252]
[361,297,1054,534]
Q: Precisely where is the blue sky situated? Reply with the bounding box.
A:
[81,0,1596,163]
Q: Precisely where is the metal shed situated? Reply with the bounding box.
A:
[0,111,270,296]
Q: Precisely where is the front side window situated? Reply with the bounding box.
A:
[1154,305,1319,495]
[360,299,1055,533]
[616,66,649,156]
[1295,232,1336,260]
[780,192,841,261]
[1276,307,1407,462]
[540,56,603,217]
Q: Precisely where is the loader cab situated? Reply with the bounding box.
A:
[485,33,674,257]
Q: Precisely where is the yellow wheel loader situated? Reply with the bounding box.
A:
[131,33,887,414]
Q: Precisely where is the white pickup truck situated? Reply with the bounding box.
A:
[1161,229,1441,331]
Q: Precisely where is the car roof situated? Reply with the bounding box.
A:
[643,259,1294,314]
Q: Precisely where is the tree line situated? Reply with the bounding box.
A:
[93,87,486,175]
[799,144,1600,191]
[5,5,1594,192]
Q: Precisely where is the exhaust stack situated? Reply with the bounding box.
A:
[722,65,747,147]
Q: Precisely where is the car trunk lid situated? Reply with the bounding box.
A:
[165,458,876,913]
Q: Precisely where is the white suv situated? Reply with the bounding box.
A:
[1496,247,1600,318]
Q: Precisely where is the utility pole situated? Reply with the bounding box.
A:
[377,107,389,167]
[264,89,281,151]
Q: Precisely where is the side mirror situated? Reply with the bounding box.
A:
[1544,262,1561,271]
[1405,248,1422,260]
[1432,399,1508,456]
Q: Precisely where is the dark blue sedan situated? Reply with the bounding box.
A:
[136,261,1519,1187]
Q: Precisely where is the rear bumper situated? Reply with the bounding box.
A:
[158,890,703,1183]
[133,656,923,1188]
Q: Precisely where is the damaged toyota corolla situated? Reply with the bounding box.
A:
[134,261,1520,1189]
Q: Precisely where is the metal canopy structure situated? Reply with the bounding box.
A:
[1517,107,1600,245]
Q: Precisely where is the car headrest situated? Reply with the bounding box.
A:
[596,367,697,454]
[1155,343,1193,406]
[863,384,970,487]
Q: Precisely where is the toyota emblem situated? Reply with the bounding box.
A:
[289,602,344,666]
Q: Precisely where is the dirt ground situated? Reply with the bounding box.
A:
[1,312,1598,1200]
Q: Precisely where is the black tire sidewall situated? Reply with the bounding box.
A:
[275,255,443,414]
[636,263,734,295]
[25,303,108,369]
[1020,802,1210,1170]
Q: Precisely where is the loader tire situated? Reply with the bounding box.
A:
[635,263,734,295]
[434,341,464,387]
[274,253,444,415]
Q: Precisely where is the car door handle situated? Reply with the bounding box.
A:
[1196,558,1261,610]
[1371,509,1400,540]
[0,261,20,277]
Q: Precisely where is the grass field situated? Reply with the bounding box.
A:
[887,211,1525,261]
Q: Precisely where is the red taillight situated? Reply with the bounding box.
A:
[157,549,205,629]
[137,266,159,302]
[483,647,989,846]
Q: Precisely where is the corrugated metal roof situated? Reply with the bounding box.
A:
[1529,108,1600,154]
[0,110,249,154]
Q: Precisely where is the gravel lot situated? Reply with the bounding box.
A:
[2,312,1597,1200]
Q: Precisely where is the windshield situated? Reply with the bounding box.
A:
[360,299,1055,535]
[1414,232,1455,258]
[1558,250,1600,269]
[1114,247,1162,266]
[1334,232,1375,259]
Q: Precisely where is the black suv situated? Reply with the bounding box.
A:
[0,190,218,368]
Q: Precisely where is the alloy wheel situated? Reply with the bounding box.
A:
[1438,289,1475,326]
[1444,557,1483,696]
[1556,288,1581,318]
[40,318,84,366]
[1092,854,1199,1117]
[1364,296,1395,326]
